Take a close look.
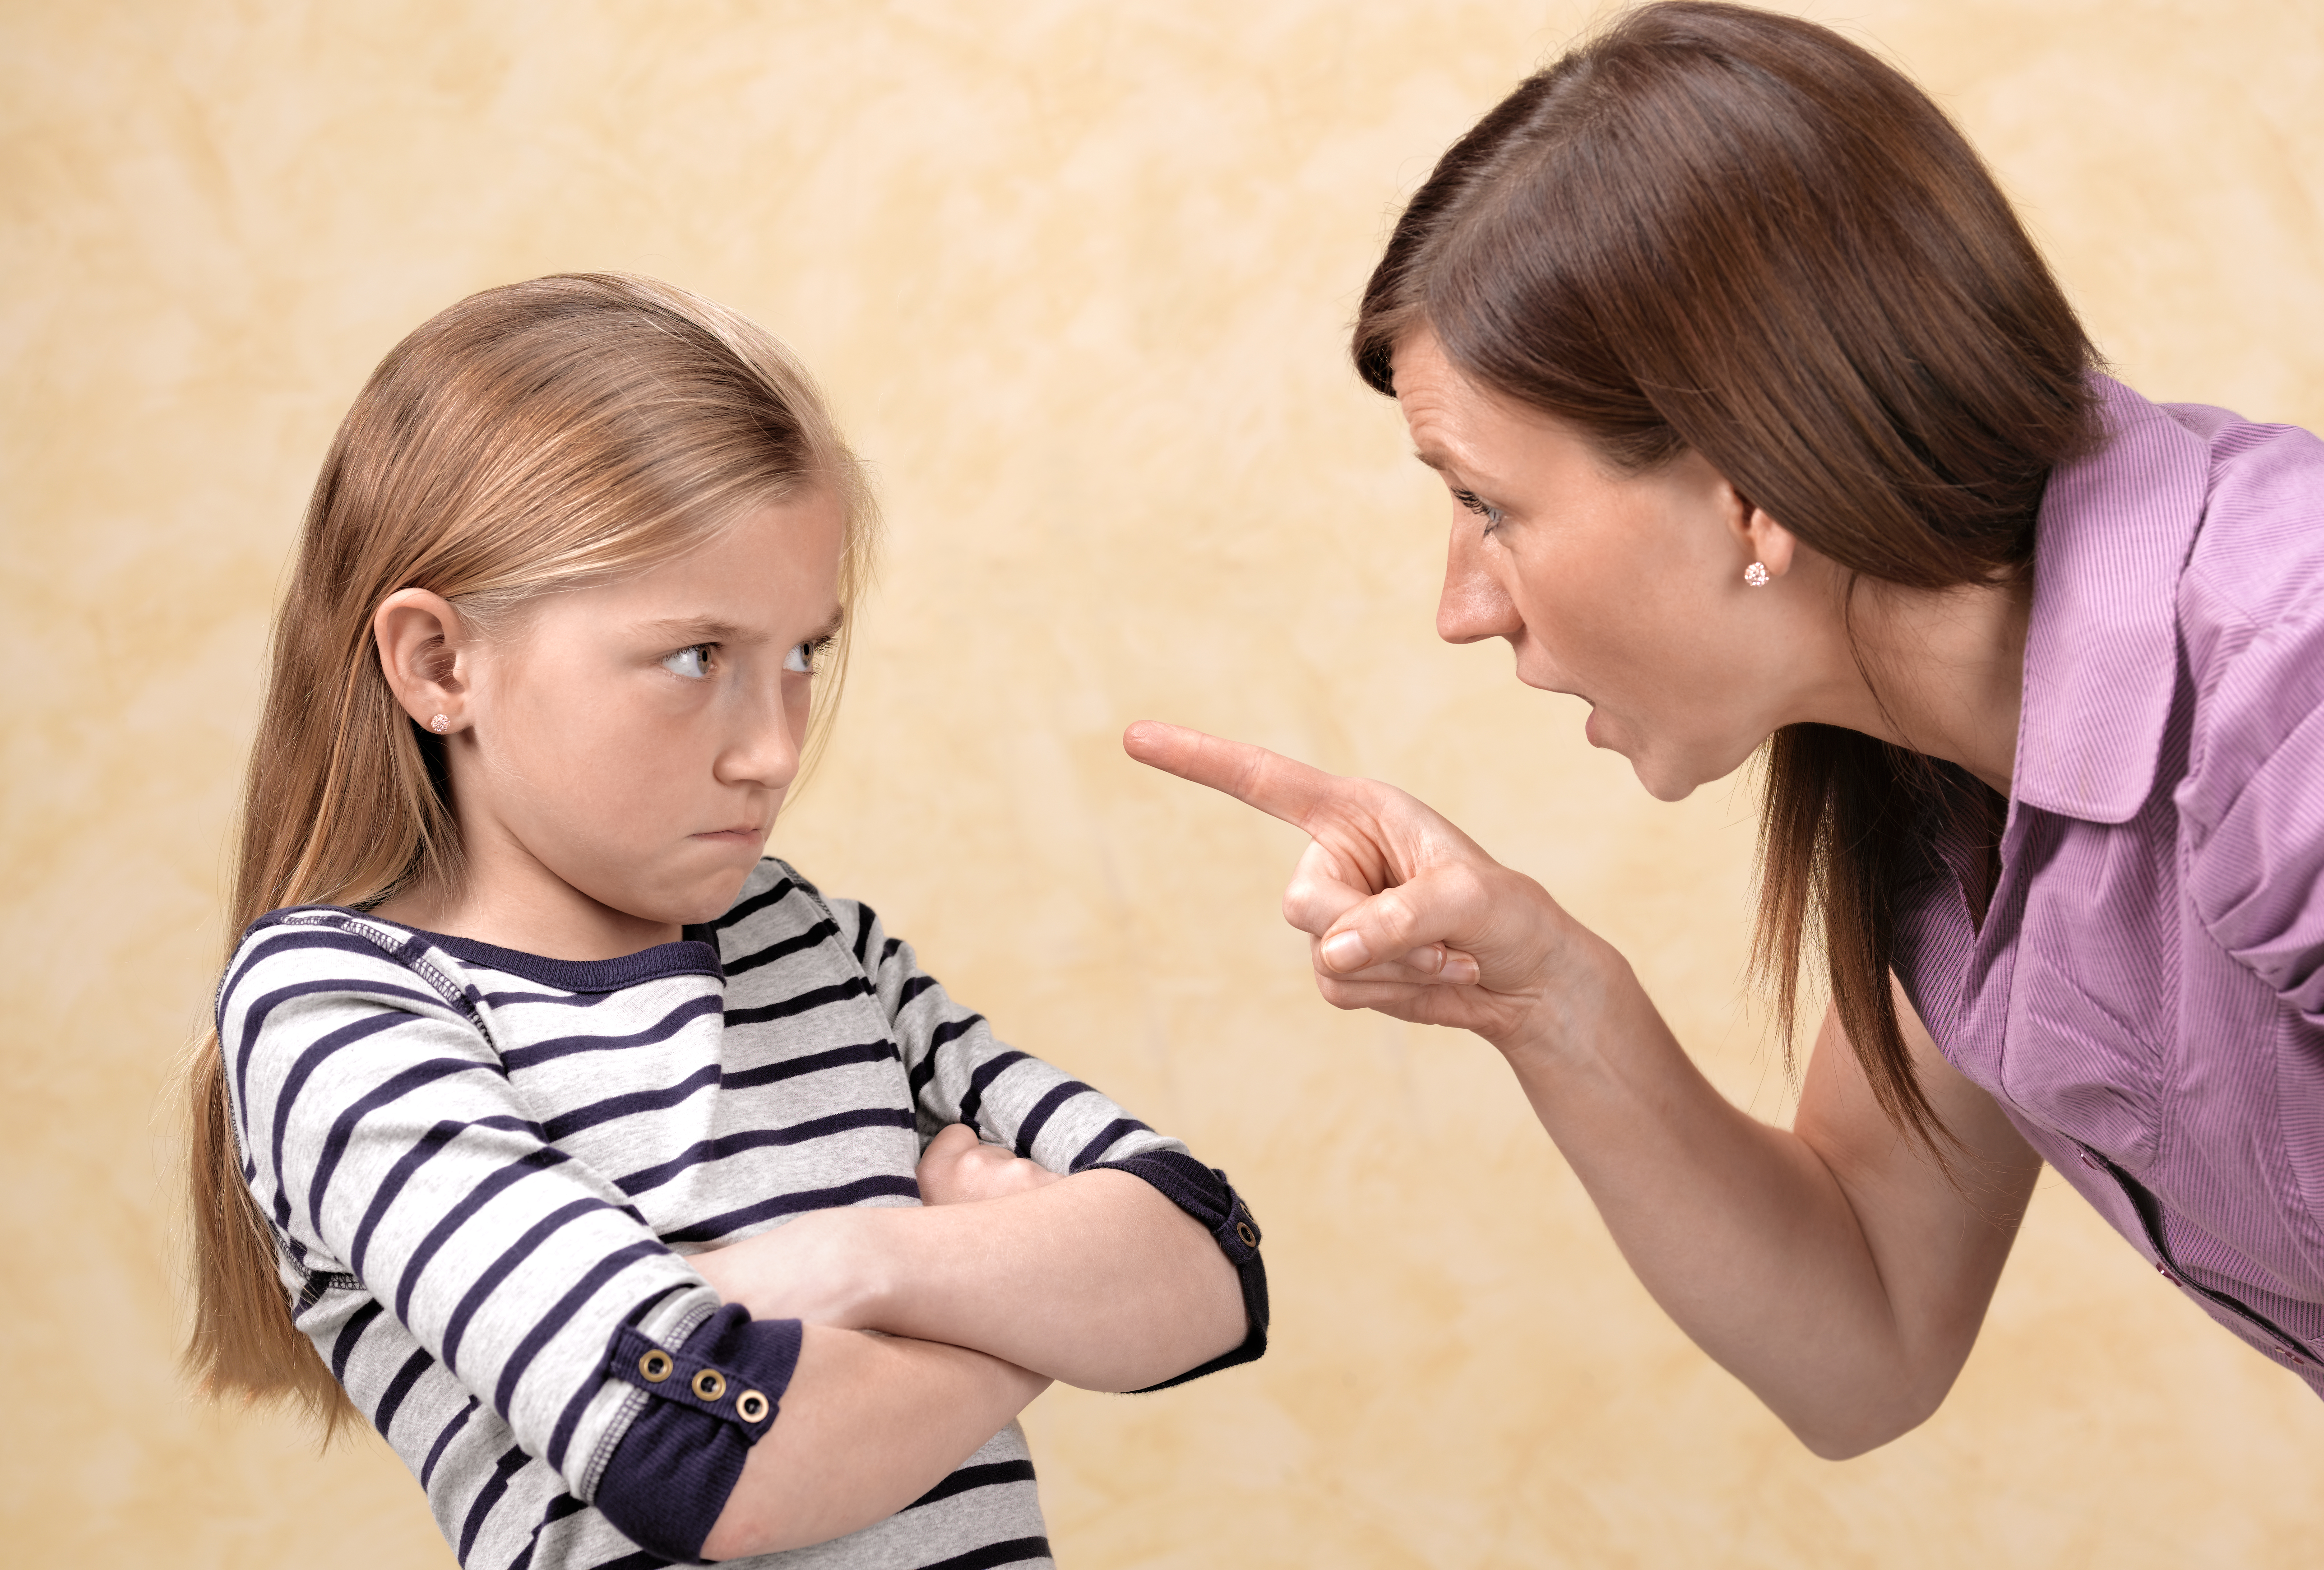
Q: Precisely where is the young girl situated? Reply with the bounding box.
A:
[187,273,1266,1569]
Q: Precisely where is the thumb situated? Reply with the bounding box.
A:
[1317,881,1479,983]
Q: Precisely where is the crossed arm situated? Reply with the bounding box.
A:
[1123,720,2040,1458]
[690,1126,1247,1558]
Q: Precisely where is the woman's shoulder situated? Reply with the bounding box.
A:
[2175,403,2324,650]
[2169,413,2324,803]
[2153,420,2324,949]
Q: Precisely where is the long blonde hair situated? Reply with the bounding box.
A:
[185,273,879,1431]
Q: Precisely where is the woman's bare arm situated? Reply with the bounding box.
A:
[1126,721,2039,1456]
[1505,962,2037,1454]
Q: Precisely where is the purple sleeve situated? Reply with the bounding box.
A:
[2180,582,2324,1023]
[1090,1149,1269,1389]
[592,1305,803,1564]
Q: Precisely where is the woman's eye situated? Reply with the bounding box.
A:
[783,637,828,676]
[662,644,714,680]
[1453,489,1505,529]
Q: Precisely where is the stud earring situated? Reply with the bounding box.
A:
[1743,561,1771,588]
[428,714,450,734]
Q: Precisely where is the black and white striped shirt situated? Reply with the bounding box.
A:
[219,858,1266,1570]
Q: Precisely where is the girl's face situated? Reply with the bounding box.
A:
[1393,333,1847,801]
[380,491,844,956]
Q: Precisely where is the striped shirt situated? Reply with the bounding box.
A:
[1893,376,2324,1393]
[218,857,1266,1569]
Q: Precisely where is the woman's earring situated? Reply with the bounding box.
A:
[428,714,451,734]
[1743,561,1771,588]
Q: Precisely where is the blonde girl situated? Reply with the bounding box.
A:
[189,274,1264,1568]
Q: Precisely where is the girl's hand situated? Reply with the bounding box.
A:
[1124,721,1604,1059]
[690,1209,887,1328]
[916,1121,1064,1205]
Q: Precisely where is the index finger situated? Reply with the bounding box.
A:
[1122,720,1344,831]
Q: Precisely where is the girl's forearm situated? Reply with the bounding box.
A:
[864,1169,1247,1389]
[697,1172,1247,1390]
[701,1325,1048,1559]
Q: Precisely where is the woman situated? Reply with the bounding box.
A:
[1129,0,2324,1457]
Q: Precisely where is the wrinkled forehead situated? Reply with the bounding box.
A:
[1390,332,1592,485]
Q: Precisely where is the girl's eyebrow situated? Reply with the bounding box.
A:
[635,615,751,644]
[634,609,846,644]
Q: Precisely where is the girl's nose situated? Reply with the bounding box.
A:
[1436,516,1523,646]
[713,684,802,792]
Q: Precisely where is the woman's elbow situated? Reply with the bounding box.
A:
[1783,1371,1954,1461]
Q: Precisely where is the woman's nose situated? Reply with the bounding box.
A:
[1436,517,1523,645]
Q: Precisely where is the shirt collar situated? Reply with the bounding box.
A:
[2013,376,2210,824]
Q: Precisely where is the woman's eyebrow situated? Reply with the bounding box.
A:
[1413,445,1489,488]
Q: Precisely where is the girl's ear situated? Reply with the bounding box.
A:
[373,589,475,733]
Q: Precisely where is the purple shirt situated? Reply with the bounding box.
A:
[1893,376,2324,1393]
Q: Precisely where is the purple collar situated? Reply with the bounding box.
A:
[2013,377,2213,824]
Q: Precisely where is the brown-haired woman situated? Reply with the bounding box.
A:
[1131,0,2324,1454]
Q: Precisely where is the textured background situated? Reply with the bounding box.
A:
[5,1,2323,1565]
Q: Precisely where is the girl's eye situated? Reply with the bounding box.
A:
[662,644,714,680]
[1453,488,1505,530]
[784,636,833,676]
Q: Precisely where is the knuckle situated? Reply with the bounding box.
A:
[1372,889,1419,944]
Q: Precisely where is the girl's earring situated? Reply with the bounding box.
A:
[428,714,451,734]
[1743,561,1771,588]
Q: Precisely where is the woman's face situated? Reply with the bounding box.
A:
[1394,333,1838,801]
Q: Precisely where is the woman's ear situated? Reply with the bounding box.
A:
[1733,495,1799,582]
[373,589,474,733]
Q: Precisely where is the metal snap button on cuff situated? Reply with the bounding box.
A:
[736,1389,770,1423]
[692,1369,727,1402]
[638,1350,674,1382]
[1235,1221,1259,1249]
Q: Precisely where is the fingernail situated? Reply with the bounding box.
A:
[1321,931,1371,972]
[1443,953,1480,985]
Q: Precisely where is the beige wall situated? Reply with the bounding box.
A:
[6,1,2322,1565]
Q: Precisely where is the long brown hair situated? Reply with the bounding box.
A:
[185,273,878,1431]
[1352,2,2098,1150]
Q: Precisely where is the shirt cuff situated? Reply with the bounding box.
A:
[1091,1149,1269,1390]
[592,1304,803,1564]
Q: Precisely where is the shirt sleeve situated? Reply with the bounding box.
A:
[820,893,1268,1384]
[2178,586,2324,1024]
[218,912,796,1563]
